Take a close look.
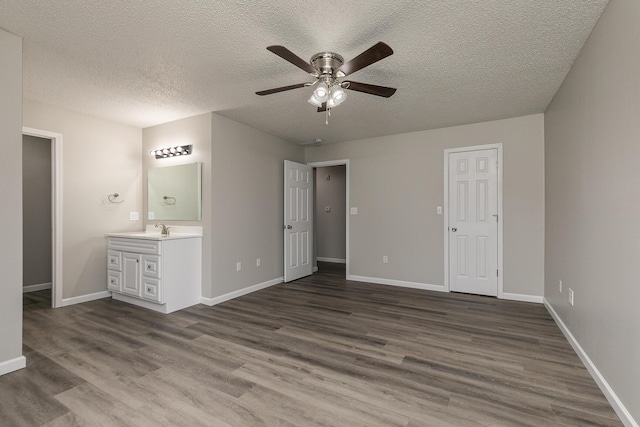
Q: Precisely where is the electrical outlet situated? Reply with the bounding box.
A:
[383,255,388,264]
[568,288,574,306]
[236,262,242,272]
[256,258,261,267]
[129,212,139,221]
[558,280,563,293]
[350,207,358,215]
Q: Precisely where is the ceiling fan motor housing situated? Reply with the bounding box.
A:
[310,52,344,76]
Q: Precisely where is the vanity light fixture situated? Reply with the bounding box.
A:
[149,144,193,159]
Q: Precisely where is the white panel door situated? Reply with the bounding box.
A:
[449,149,498,296]
[284,160,313,282]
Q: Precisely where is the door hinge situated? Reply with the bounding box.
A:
[497,269,499,277]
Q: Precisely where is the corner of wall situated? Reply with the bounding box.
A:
[0,29,24,373]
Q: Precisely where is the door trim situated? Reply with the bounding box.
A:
[444,144,503,298]
[22,127,63,308]
[307,159,350,278]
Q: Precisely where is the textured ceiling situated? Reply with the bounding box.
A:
[0,0,608,144]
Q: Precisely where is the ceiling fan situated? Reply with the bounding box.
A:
[256,42,396,119]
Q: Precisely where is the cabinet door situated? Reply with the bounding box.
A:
[122,252,141,297]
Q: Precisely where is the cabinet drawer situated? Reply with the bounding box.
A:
[142,277,162,303]
[142,255,161,279]
[107,250,122,271]
[108,237,161,255]
[107,270,122,292]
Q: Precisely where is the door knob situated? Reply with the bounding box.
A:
[451,227,457,232]
[284,225,292,229]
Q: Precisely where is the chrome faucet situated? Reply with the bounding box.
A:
[155,223,170,236]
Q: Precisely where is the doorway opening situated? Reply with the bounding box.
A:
[444,144,503,298]
[22,127,63,308]
[308,160,350,278]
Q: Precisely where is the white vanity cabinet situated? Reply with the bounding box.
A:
[106,233,202,314]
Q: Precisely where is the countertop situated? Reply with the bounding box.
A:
[105,231,202,241]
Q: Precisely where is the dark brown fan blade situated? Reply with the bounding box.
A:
[343,81,396,98]
[338,42,393,76]
[256,83,307,96]
[317,102,327,112]
[266,46,317,74]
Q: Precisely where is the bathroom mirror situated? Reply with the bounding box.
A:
[147,162,202,221]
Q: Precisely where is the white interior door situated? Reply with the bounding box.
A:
[449,148,498,296]
[284,160,313,282]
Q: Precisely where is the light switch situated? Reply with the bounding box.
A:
[436,206,443,215]
[130,212,139,221]
[350,207,358,215]
[148,211,155,220]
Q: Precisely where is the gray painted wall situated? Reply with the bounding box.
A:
[143,113,304,299]
[315,166,346,261]
[23,135,52,287]
[210,114,304,297]
[143,113,213,297]
[0,29,23,369]
[544,0,639,421]
[23,100,143,300]
[305,114,545,297]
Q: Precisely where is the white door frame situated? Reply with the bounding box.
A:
[307,159,350,278]
[22,127,63,308]
[444,144,503,298]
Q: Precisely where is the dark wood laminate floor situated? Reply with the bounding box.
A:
[2,262,622,426]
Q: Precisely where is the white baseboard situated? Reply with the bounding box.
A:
[0,355,26,376]
[59,291,112,307]
[544,298,638,427]
[316,257,346,264]
[23,282,52,293]
[200,277,283,307]
[347,275,446,293]
[502,292,543,304]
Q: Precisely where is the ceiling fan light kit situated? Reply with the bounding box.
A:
[257,42,397,124]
